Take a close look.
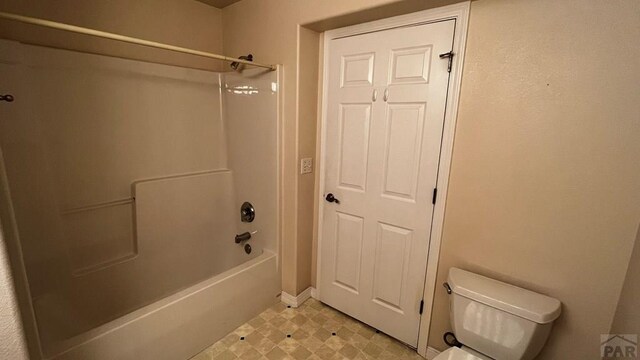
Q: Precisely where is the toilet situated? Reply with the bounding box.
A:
[433,268,562,360]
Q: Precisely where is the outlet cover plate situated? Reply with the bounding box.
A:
[301,158,313,174]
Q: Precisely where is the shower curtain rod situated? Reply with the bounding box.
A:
[0,11,276,71]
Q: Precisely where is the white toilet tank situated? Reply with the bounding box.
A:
[447,268,561,360]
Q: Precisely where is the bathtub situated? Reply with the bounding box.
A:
[0,40,281,360]
[49,250,280,360]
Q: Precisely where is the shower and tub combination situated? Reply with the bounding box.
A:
[0,14,281,360]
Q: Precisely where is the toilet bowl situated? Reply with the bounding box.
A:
[435,347,490,360]
[432,268,561,360]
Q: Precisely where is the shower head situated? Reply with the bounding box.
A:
[230,54,253,71]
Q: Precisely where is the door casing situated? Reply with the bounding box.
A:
[315,3,470,357]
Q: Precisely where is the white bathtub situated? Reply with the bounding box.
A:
[49,251,280,360]
[0,41,282,360]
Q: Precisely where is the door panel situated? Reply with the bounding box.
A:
[372,222,413,312]
[389,46,433,85]
[341,52,375,87]
[334,212,364,293]
[382,103,426,200]
[337,104,371,191]
[321,20,455,346]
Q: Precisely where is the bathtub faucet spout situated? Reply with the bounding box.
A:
[235,230,257,244]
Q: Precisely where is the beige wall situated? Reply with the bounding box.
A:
[429,0,640,357]
[0,0,224,71]
[610,224,640,335]
[296,26,321,292]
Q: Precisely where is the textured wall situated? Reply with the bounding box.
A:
[0,232,27,360]
[429,0,640,358]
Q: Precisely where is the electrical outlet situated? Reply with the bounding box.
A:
[300,158,313,174]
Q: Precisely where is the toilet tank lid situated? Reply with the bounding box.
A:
[448,268,561,324]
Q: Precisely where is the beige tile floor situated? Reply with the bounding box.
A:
[190,298,424,360]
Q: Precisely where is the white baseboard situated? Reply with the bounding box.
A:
[310,287,318,299]
[280,287,313,308]
[425,346,441,359]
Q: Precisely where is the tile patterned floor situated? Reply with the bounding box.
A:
[190,298,424,360]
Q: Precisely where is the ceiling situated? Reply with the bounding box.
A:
[196,0,242,9]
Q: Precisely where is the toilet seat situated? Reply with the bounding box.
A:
[432,347,487,360]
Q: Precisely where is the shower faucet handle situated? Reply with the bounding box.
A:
[240,201,255,222]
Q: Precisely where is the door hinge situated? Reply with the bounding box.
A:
[439,51,454,72]
[432,188,438,205]
[419,299,424,314]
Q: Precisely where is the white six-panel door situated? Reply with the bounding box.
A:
[319,20,455,346]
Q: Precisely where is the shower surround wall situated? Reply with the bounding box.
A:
[0,40,280,359]
[224,69,280,258]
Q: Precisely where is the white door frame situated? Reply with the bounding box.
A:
[315,2,470,357]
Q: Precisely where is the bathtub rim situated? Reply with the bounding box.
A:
[45,249,278,359]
